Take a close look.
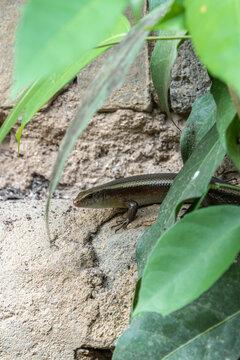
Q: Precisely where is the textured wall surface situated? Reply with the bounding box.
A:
[0,0,26,108]
[170,40,211,114]
[0,199,147,359]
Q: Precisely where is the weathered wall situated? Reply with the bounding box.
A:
[1,199,145,359]
[0,2,214,360]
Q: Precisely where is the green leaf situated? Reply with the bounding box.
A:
[14,0,128,94]
[0,84,38,144]
[150,0,186,31]
[149,0,169,11]
[113,262,240,360]
[180,91,216,163]
[168,314,240,360]
[153,13,186,32]
[46,1,174,235]
[211,79,236,147]
[14,46,112,145]
[228,86,240,120]
[211,79,239,170]
[129,0,144,21]
[136,125,225,277]
[226,115,240,171]
[15,125,24,155]
[0,15,130,147]
[185,0,240,98]
[133,205,240,317]
[19,15,130,129]
[19,19,129,129]
[151,29,186,119]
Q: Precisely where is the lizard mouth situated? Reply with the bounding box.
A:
[73,199,80,207]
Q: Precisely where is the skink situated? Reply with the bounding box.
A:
[73,173,240,230]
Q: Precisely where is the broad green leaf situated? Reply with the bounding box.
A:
[226,115,240,171]
[185,0,240,98]
[0,15,130,147]
[14,0,128,94]
[151,29,186,119]
[136,125,225,277]
[168,314,240,360]
[180,91,216,163]
[133,205,240,317]
[113,262,240,360]
[46,1,173,235]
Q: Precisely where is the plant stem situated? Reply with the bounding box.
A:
[96,35,191,49]
[146,35,191,41]
[211,182,240,192]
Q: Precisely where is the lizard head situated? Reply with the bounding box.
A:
[73,188,104,208]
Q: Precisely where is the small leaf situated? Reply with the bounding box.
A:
[46,1,174,236]
[15,125,24,154]
[14,0,128,94]
[185,0,240,98]
[180,91,216,163]
[136,125,225,277]
[151,29,186,119]
[133,205,240,317]
[113,262,240,360]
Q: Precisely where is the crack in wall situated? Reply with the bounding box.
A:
[74,346,113,360]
